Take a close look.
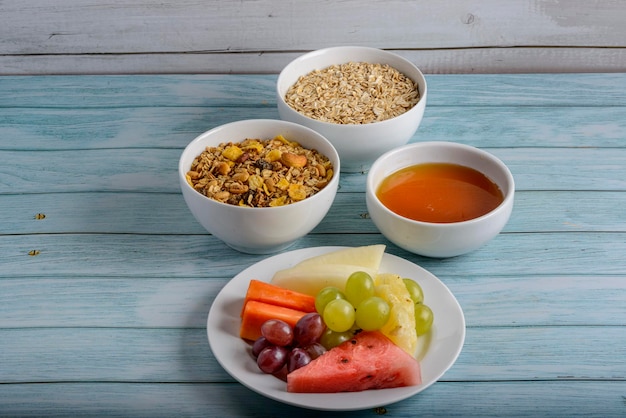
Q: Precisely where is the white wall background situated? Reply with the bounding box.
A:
[2,0,625,75]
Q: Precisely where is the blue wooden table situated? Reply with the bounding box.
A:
[1,73,625,417]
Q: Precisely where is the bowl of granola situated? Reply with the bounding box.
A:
[276,46,427,173]
[179,119,340,254]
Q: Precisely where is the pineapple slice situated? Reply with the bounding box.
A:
[374,273,418,357]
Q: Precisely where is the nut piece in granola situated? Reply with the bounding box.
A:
[186,135,334,207]
[284,61,420,125]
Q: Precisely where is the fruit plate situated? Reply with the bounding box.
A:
[207,246,466,411]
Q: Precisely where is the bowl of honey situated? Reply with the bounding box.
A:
[366,141,515,258]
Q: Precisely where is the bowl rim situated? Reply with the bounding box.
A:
[366,141,515,227]
[178,119,341,211]
[276,46,428,129]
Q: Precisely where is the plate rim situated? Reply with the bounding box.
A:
[207,246,466,411]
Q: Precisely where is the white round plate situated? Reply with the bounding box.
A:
[207,246,465,411]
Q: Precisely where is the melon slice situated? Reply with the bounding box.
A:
[270,264,377,296]
[287,331,421,393]
[294,245,386,271]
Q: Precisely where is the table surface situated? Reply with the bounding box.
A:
[1,73,625,417]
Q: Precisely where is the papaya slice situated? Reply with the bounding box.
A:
[241,279,316,317]
[240,300,309,341]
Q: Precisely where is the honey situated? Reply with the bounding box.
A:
[376,162,504,223]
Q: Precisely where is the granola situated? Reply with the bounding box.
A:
[284,61,420,125]
[186,135,334,207]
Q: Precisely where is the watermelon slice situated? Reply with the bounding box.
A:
[286,331,421,393]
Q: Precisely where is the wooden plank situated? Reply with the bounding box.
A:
[3,105,626,151]
[449,275,626,327]
[0,275,623,328]
[415,106,626,148]
[1,327,624,383]
[0,381,624,417]
[1,190,625,236]
[3,1,625,55]
[2,73,626,108]
[336,147,626,192]
[1,232,625,278]
[1,148,624,194]
[2,0,625,74]
[0,328,225,383]
[2,47,626,75]
[0,277,226,329]
[0,75,279,108]
[0,107,278,150]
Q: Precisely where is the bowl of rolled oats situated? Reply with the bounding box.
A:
[277,46,427,173]
[179,119,340,254]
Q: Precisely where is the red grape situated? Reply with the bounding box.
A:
[293,312,325,347]
[261,319,294,347]
[257,346,288,374]
[251,336,271,358]
[287,347,312,373]
[304,342,327,360]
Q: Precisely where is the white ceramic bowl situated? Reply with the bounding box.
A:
[179,119,340,254]
[366,141,515,258]
[276,46,427,173]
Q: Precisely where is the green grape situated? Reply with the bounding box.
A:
[319,328,354,350]
[355,296,390,331]
[322,299,355,332]
[403,278,424,305]
[344,271,376,308]
[315,286,345,315]
[414,303,434,335]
